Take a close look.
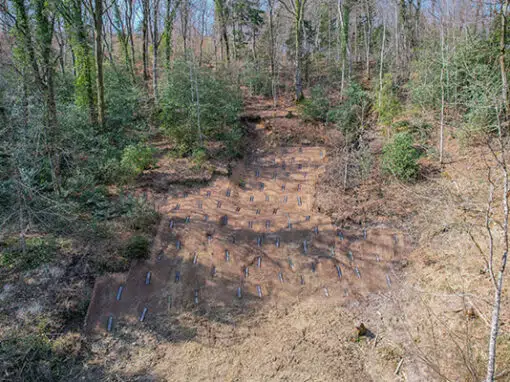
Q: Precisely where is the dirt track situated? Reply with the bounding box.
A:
[86,138,403,334]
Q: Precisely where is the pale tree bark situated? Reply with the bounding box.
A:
[439,9,446,165]
[394,1,399,70]
[486,2,509,380]
[153,0,161,103]
[378,16,386,109]
[500,0,509,113]
[337,0,350,96]
[353,9,358,62]
[198,0,207,66]
[485,132,509,382]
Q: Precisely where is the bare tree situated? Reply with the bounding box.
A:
[485,4,510,379]
[500,0,509,113]
[439,1,446,165]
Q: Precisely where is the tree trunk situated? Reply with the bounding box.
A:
[378,17,385,109]
[363,0,372,80]
[338,0,350,96]
[486,151,509,381]
[294,0,305,101]
[33,0,61,190]
[67,0,97,124]
[439,16,445,165]
[486,2,510,381]
[153,0,160,103]
[215,0,230,63]
[181,0,189,57]
[500,0,509,113]
[112,0,133,77]
[252,28,256,60]
[165,0,180,72]
[199,0,206,66]
[232,15,237,60]
[142,0,150,84]
[126,0,136,72]
[95,0,106,126]
[222,24,230,62]
[394,2,399,69]
[268,0,277,106]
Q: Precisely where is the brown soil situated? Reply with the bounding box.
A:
[83,96,407,381]
[86,145,403,333]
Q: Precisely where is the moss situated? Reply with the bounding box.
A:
[0,236,57,271]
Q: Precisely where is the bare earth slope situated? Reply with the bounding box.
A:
[84,99,405,381]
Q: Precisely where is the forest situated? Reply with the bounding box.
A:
[1,0,510,380]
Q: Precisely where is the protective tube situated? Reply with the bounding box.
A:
[107,315,113,331]
[116,286,123,300]
[139,307,148,322]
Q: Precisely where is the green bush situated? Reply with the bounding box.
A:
[120,143,156,181]
[161,60,243,156]
[0,236,57,271]
[409,36,500,144]
[328,82,371,142]
[392,119,433,143]
[241,62,273,97]
[220,124,246,159]
[374,73,401,126]
[104,68,147,132]
[191,148,208,169]
[300,85,330,122]
[122,196,160,233]
[123,235,150,260]
[382,132,421,182]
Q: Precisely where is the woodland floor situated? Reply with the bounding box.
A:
[2,94,510,381]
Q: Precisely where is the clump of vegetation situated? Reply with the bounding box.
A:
[123,196,160,233]
[374,73,401,126]
[161,60,243,156]
[300,85,330,122]
[123,235,150,260]
[0,322,84,380]
[120,143,156,182]
[191,148,208,168]
[409,37,500,144]
[241,62,273,97]
[392,119,432,143]
[329,82,371,142]
[0,237,57,271]
[382,132,421,182]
